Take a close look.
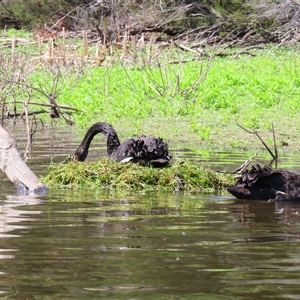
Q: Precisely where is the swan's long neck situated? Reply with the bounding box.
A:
[99,122,121,155]
[74,122,120,161]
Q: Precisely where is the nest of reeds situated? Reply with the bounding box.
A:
[43,158,234,192]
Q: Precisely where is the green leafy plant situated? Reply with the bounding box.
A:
[190,120,211,141]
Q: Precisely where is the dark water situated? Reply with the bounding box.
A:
[1,121,300,299]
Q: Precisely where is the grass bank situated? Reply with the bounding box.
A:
[54,46,300,153]
[2,31,300,153]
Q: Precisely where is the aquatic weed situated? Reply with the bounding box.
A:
[43,158,234,192]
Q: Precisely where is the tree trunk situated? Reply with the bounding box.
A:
[0,125,48,195]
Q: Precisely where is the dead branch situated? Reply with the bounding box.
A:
[232,151,258,174]
[173,42,201,54]
[237,124,278,160]
[24,98,32,162]
[169,43,265,64]
[271,121,278,160]
[0,125,48,195]
[9,101,82,112]
[168,58,198,64]
[49,93,60,118]
[233,45,266,59]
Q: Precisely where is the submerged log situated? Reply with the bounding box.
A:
[0,125,48,195]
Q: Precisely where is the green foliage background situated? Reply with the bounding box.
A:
[52,46,300,126]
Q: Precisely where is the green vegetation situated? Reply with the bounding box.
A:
[2,31,300,191]
[2,36,300,151]
[43,158,235,192]
[62,46,300,122]
[52,45,300,151]
[1,1,299,192]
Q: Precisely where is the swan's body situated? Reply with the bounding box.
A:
[226,164,300,201]
[74,122,171,167]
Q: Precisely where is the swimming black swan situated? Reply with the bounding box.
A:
[74,122,171,167]
[226,164,300,201]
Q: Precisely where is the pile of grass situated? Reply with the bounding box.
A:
[43,158,235,192]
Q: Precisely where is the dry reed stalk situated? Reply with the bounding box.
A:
[169,39,174,57]
[103,31,106,48]
[131,35,137,63]
[96,42,109,66]
[48,38,54,63]
[137,33,145,50]
[148,36,156,64]
[23,99,32,162]
[11,35,15,56]
[96,40,99,58]
[1,99,5,126]
[108,44,114,66]
[60,27,66,64]
[83,32,88,56]
[121,30,128,61]
[38,35,43,61]
[62,27,66,49]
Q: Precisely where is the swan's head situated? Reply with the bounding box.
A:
[74,144,88,162]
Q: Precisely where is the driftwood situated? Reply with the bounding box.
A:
[0,125,48,194]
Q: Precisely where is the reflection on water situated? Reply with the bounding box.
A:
[0,191,300,299]
[1,122,300,299]
[0,196,43,238]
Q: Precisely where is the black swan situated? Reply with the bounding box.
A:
[226,164,300,201]
[74,122,171,167]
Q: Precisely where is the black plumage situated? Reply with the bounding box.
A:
[226,164,300,201]
[74,122,171,167]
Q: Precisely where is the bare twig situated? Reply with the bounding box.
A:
[50,7,77,30]
[173,42,200,54]
[233,45,266,59]
[237,123,277,160]
[271,121,278,160]
[23,98,32,162]
[232,151,258,174]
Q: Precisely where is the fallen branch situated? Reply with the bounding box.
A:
[0,125,48,194]
[4,100,83,112]
[169,43,265,63]
[233,45,266,59]
[4,110,47,119]
[2,100,83,124]
[173,42,201,54]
